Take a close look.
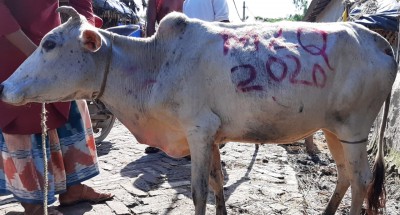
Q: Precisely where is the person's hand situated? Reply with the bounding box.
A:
[5,29,37,56]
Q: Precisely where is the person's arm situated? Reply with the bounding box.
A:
[146,0,157,37]
[5,30,37,56]
[0,0,37,56]
[213,0,230,22]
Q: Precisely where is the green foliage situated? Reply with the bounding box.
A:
[254,0,308,22]
[287,14,304,21]
[254,17,284,23]
[293,0,309,14]
[255,14,304,22]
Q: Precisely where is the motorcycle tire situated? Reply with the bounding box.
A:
[93,115,116,144]
[87,100,116,144]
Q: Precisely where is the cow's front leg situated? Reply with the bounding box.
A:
[186,113,221,215]
[209,144,227,215]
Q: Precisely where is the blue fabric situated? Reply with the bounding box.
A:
[350,0,400,31]
[93,0,138,19]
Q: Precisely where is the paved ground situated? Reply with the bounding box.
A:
[0,121,305,215]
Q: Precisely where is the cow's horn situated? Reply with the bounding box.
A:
[56,6,80,21]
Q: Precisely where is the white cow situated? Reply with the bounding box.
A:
[0,6,397,215]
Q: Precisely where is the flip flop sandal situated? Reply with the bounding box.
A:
[59,185,114,206]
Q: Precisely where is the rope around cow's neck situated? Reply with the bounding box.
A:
[41,103,48,215]
[93,32,115,100]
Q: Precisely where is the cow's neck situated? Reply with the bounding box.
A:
[97,32,167,129]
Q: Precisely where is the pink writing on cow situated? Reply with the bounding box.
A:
[268,28,283,50]
[221,30,260,55]
[287,55,314,86]
[229,55,329,92]
[266,55,327,88]
[312,64,327,88]
[266,56,288,82]
[297,28,334,70]
[231,64,263,92]
[287,55,327,88]
[227,28,332,92]
[275,28,283,38]
[268,28,298,51]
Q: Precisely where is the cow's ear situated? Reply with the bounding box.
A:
[81,29,102,52]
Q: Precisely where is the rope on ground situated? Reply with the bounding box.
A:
[41,103,48,215]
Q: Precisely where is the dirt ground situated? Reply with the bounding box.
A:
[283,130,400,215]
[0,121,398,214]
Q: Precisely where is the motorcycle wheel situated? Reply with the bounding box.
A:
[93,115,116,144]
[87,100,116,144]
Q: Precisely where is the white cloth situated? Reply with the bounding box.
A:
[183,0,229,22]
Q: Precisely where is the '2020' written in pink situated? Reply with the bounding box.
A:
[220,28,334,93]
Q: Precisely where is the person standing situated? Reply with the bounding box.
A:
[183,0,230,22]
[146,0,185,37]
[0,1,113,214]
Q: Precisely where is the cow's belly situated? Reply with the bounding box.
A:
[123,117,190,158]
[220,123,318,144]
[223,125,318,144]
[217,104,325,144]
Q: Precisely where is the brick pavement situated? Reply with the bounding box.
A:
[0,121,305,215]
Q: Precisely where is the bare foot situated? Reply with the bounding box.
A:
[59,184,113,206]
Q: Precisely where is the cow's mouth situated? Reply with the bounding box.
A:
[1,93,65,106]
[1,97,28,106]
[0,82,34,105]
[0,92,27,106]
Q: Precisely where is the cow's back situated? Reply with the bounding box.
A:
[155,14,397,143]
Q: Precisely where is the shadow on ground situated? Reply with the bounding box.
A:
[117,144,260,211]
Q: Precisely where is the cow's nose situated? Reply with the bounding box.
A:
[0,84,4,95]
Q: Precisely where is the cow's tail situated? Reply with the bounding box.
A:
[366,93,390,214]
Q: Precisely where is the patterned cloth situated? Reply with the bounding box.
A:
[0,100,99,204]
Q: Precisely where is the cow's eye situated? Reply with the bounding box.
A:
[42,40,56,51]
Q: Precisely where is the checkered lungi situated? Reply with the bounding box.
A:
[0,100,99,204]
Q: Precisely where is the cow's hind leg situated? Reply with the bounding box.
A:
[341,140,371,215]
[322,129,350,215]
[186,112,221,215]
[209,144,227,215]
[335,130,372,215]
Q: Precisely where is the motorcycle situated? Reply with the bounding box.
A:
[89,24,142,143]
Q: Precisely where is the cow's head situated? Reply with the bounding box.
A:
[0,6,108,105]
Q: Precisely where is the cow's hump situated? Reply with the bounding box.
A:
[157,12,188,38]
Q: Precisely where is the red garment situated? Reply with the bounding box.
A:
[68,0,97,26]
[156,0,164,14]
[0,0,97,134]
[94,15,103,28]
[154,0,184,23]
